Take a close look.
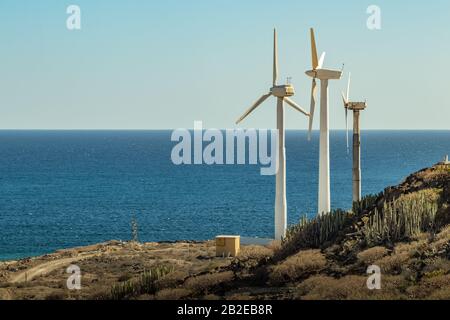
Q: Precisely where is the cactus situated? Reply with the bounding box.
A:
[352,193,380,215]
[362,189,441,246]
[109,265,174,300]
[280,210,353,259]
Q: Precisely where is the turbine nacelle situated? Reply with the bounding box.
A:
[305,69,342,80]
[306,28,343,141]
[345,102,367,111]
[271,84,295,98]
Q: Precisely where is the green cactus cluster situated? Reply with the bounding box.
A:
[352,193,380,215]
[282,209,353,255]
[109,265,174,300]
[363,189,442,246]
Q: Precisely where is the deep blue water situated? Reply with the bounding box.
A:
[0,130,449,261]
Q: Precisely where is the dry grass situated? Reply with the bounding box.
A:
[232,245,274,270]
[295,275,408,300]
[406,274,450,299]
[238,245,273,261]
[373,240,428,274]
[268,250,326,285]
[357,246,389,265]
[184,271,234,294]
[154,288,192,300]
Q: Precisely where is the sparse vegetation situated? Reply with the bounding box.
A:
[184,271,234,295]
[279,209,352,260]
[109,265,174,300]
[268,250,326,285]
[363,189,441,246]
[353,193,380,215]
[357,246,389,265]
[1,163,448,300]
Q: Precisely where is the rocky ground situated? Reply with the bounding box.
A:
[0,163,449,300]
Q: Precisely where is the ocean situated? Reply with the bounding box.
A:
[0,130,449,261]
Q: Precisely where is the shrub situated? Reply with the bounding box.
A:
[357,246,389,265]
[268,250,326,285]
[372,241,425,274]
[406,274,450,299]
[184,271,234,294]
[295,275,407,300]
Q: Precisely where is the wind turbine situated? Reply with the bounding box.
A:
[305,28,342,216]
[341,73,367,203]
[236,29,309,240]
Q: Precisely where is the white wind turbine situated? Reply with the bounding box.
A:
[305,28,343,215]
[341,73,367,204]
[236,29,310,240]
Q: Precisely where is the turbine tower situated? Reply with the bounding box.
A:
[305,28,342,215]
[236,29,310,240]
[342,73,367,203]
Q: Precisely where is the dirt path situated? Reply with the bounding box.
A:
[9,253,100,284]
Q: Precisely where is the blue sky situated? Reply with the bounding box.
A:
[0,0,449,129]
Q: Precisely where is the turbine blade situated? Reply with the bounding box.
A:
[308,79,318,141]
[310,28,319,70]
[347,72,351,102]
[341,91,347,105]
[318,52,326,69]
[284,97,309,116]
[236,93,271,124]
[346,108,349,154]
[273,29,278,86]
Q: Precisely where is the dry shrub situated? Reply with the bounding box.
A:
[357,247,389,265]
[233,245,274,270]
[374,252,409,274]
[295,275,407,300]
[429,226,450,253]
[395,241,427,255]
[436,225,450,240]
[422,258,450,276]
[406,274,450,299]
[184,271,234,294]
[428,286,450,300]
[268,250,326,285]
[267,240,282,252]
[239,245,273,261]
[154,270,189,291]
[155,288,192,300]
[203,294,221,300]
[45,291,66,300]
[295,275,367,300]
[227,293,253,300]
[374,241,426,274]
